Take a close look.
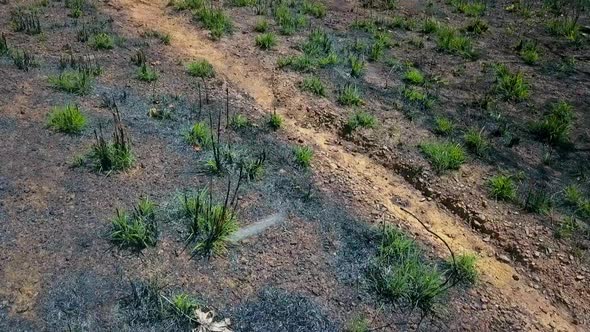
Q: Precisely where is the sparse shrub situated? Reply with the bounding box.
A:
[49,69,93,95]
[89,111,134,172]
[518,40,539,65]
[230,114,249,129]
[294,145,313,167]
[345,110,376,133]
[137,63,158,82]
[532,101,574,144]
[464,18,488,34]
[563,184,583,206]
[194,7,233,39]
[185,121,212,148]
[338,84,362,106]
[186,59,215,78]
[303,0,326,18]
[47,104,86,134]
[349,55,365,77]
[547,17,580,42]
[436,26,476,58]
[254,19,269,32]
[301,76,325,96]
[90,33,114,50]
[434,117,454,135]
[11,49,37,71]
[255,32,277,50]
[494,64,529,101]
[269,111,283,129]
[111,197,158,250]
[447,253,478,284]
[420,141,466,172]
[404,67,425,85]
[369,226,444,312]
[464,127,489,156]
[488,175,516,201]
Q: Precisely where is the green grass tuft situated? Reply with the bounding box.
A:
[194,7,233,40]
[255,32,277,50]
[349,55,365,77]
[532,101,574,144]
[302,0,326,18]
[137,63,158,82]
[547,17,581,42]
[301,76,325,96]
[518,40,539,65]
[185,121,212,148]
[49,69,93,95]
[110,197,158,250]
[269,111,283,130]
[488,175,516,201]
[494,64,529,101]
[447,253,478,284]
[254,19,269,32]
[436,26,476,59]
[464,127,489,156]
[404,67,425,85]
[294,145,313,167]
[338,84,362,106]
[90,33,114,50]
[230,114,249,129]
[47,104,86,134]
[345,110,376,133]
[434,117,454,136]
[563,184,583,206]
[186,59,215,78]
[420,141,466,172]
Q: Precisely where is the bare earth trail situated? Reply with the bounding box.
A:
[106,0,579,330]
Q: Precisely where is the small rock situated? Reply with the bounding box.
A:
[512,274,520,281]
[497,254,511,263]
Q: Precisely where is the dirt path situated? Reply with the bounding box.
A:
[107,1,579,330]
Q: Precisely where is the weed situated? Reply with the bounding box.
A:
[90,32,114,50]
[369,226,444,312]
[294,145,313,167]
[404,67,425,85]
[563,184,583,206]
[517,40,539,65]
[230,114,249,129]
[338,84,363,106]
[464,127,489,156]
[11,49,37,71]
[89,110,134,172]
[494,64,529,101]
[11,8,41,35]
[303,0,326,18]
[186,59,215,78]
[301,76,325,96]
[254,19,269,32]
[194,7,233,40]
[447,253,478,284]
[488,175,516,201]
[532,101,574,144]
[420,141,466,172]
[185,121,212,148]
[349,55,365,77]
[269,111,283,130]
[255,32,277,50]
[547,17,580,42]
[137,63,158,82]
[464,18,488,34]
[434,117,454,136]
[345,110,376,133]
[422,17,440,33]
[49,70,93,95]
[47,104,86,134]
[111,197,158,250]
[436,26,476,58]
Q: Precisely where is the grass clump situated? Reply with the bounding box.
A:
[523,188,552,215]
[169,0,206,10]
[369,226,445,312]
[547,17,581,42]
[434,117,454,136]
[349,55,365,77]
[47,104,86,134]
[345,110,376,133]
[301,76,325,96]
[111,197,158,250]
[269,111,283,130]
[555,216,579,239]
[11,49,38,71]
[186,59,215,78]
[137,63,158,82]
[436,26,476,59]
[254,19,269,32]
[230,0,255,7]
[302,0,326,18]
[338,84,363,106]
[488,175,516,201]
[274,4,307,35]
[464,127,489,156]
[294,145,313,167]
[230,114,250,129]
[89,111,134,172]
[518,40,539,65]
[194,7,233,40]
[185,121,212,148]
[422,17,440,33]
[255,32,277,50]
[89,33,114,50]
[532,101,574,144]
[170,293,200,317]
[563,184,583,206]
[451,0,486,16]
[447,253,478,284]
[368,39,386,62]
[404,67,425,85]
[49,69,92,95]
[420,141,466,172]
[403,87,427,103]
[494,64,529,101]
[464,18,488,34]
[278,29,337,71]
[66,0,85,18]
